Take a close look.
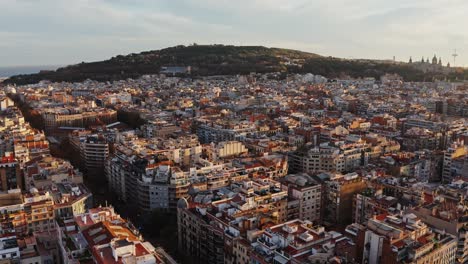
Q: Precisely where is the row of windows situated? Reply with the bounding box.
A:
[0,252,17,259]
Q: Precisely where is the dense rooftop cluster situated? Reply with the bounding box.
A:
[0,90,175,264]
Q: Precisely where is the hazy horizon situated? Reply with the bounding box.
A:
[0,65,62,78]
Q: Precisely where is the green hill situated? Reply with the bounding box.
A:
[3,44,467,84]
[4,45,319,84]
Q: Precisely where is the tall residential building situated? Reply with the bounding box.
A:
[137,165,189,212]
[323,173,367,227]
[177,202,226,264]
[281,173,322,223]
[78,134,110,174]
[0,154,22,191]
[442,140,467,183]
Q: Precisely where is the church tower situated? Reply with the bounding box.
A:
[409,57,413,63]
[438,57,442,66]
[432,54,438,65]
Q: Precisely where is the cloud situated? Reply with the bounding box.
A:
[0,0,467,66]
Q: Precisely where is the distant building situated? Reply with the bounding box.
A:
[288,142,370,174]
[409,54,454,74]
[160,66,191,76]
[41,108,117,134]
[204,141,248,161]
[141,121,181,138]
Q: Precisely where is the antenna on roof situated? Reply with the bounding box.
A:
[452,49,458,66]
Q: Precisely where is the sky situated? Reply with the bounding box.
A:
[0,0,467,67]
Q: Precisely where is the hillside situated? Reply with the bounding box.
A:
[4,45,319,84]
[3,44,468,84]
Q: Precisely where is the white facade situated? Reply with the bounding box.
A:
[0,235,20,261]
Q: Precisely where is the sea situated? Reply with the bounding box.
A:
[0,65,61,78]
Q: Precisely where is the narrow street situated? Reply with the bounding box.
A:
[11,93,184,262]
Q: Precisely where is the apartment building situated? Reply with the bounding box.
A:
[289,142,369,174]
[41,108,117,133]
[12,131,50,165]
[357,213,457,264]
[323,173,367,227]
[52,183,93,218]
[92,238,161,264]
[177,202,224,264]
[250,219,345,264]
[56,206,175,264]
[0,235,20,262]
[196,120,256,144]
[23,192,56,233]
[204,141,248,161]
[177,178,289,264]
[137,165,190,212]
[0,155,22,191]
[400,127,445,151]
[442,140,467,183]
[381,151,434,181]
[141,121,181,138]
[408,196,468,264]
[353,190,399,225]
[281,173,322,223]
[78,134,110,174]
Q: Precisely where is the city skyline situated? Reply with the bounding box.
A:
[0,0,467,67]
[0,1,467,263]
